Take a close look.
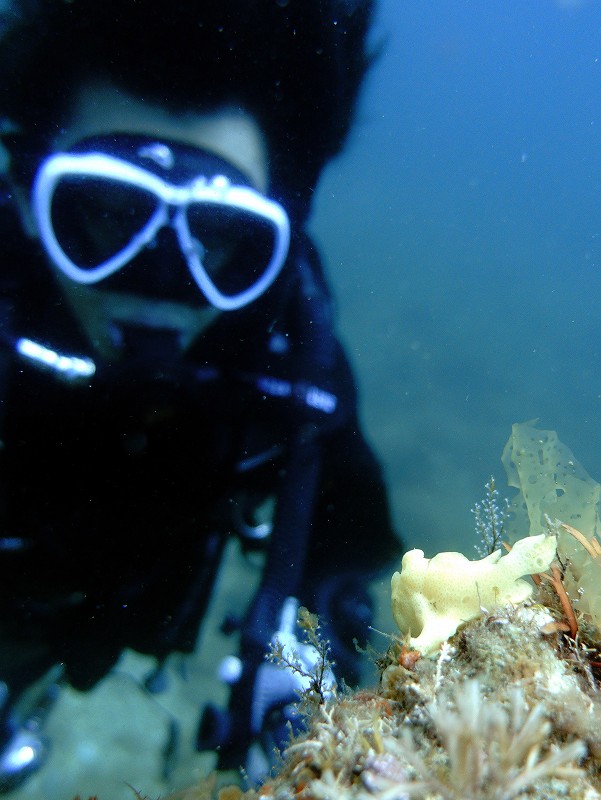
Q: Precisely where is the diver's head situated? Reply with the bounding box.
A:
[13,86,287,358]
[0,0,375,359]
[1,0,376,224]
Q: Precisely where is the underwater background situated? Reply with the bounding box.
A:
[311,0,601,557]
[9,3,601,798]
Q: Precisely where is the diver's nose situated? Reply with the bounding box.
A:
[106,225,199,303]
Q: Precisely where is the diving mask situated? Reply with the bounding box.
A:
[32,134,291,311]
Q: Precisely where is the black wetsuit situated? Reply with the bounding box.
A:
[0,224,399,753]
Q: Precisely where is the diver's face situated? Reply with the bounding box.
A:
[26,82,275,359]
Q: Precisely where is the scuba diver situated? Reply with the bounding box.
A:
[0,0,400,789]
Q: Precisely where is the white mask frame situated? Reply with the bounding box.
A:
[32,150,291,311]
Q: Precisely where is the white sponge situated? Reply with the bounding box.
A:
[391,533,557,655]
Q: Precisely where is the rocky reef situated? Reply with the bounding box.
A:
[157,422,601,800]
[228,423,601,800]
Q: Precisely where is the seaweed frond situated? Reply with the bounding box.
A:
[472,477,509,557]
[266,607,335,710]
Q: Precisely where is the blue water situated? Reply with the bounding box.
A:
[6,6,601,796]
[311,0,601,554]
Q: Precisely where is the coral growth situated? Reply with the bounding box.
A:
[236,436,601,799]
[246,586,598,799]
[167,424,601,800]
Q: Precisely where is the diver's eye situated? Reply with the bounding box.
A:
[51,176,157,269]
[186,204,276,295]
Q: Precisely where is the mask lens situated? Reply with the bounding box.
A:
[51,176,158,270]
[186,204,277,298]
